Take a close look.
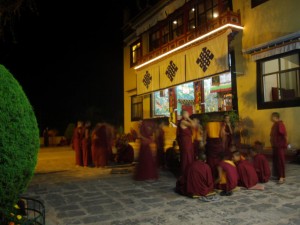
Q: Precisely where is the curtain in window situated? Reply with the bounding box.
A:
[186,29,231,81]
[136,66,160,95]
[159,51,186,89]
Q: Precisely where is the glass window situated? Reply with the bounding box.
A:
[176,82,195,116]
[188,7,196,31]
[130,40,142,67]
[258,52,300,109]
[161,24,169,45]
[171,15,184,40]
[131,95,143,121]
[153,90,170,117]
[149,29,160,51]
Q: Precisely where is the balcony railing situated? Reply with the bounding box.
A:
[137,10,241,66]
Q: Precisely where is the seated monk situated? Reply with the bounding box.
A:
[115,134,134,164]
[176,153,214,198]
[215,153,238,196]
[249,145,271,183]
[232,150,258,189]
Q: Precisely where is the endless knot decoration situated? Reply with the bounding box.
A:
[196,47,214,72]
[165,60,178,82]
[143,71,152,89]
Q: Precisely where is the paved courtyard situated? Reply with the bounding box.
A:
[24,146,300,225]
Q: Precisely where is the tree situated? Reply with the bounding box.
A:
[0,64,39,221]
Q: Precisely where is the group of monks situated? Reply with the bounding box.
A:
[174,110,287,198]
[71,121,134,168]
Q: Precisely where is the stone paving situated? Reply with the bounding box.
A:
[24,146,300,225]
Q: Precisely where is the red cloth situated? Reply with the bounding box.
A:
[176,160,214,197]
[252,154,271,183]
[236,159,258,189]
[270,121,287,178]
[205,138,224,179]
[72,127,83,166]
[82,127,92,167]
[176,119,194,176]
[221,122,233,158]
[134,120,158,181]
[117,144,134,164]
[91,124,114,167]
[216,160,238,192]
[155,127,165,168]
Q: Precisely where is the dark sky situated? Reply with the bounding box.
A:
[0,0,140,134]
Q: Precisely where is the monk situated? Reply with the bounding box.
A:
[175,153,214,198]
[249,146,271,183]
[176,110,195,176]
[154,120,166,169]
[215,153,238,196]
[270,112,288,184]
[192,117,205,160]
[134,120,158,181]
[91,123,114,168]
[71,120,84,167]
[115,134,134,164]
[232,150,258,189]
[220,114,234,158]
[205,121,224,179]
[82,121,92,167]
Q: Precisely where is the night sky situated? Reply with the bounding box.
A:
[0,0,140,135]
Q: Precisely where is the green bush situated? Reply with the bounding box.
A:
[0,64,40,219]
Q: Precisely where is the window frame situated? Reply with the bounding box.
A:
[131,95,143,121]
[257,50,300,110]
[130,39,142,68]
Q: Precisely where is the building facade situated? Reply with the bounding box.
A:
[123,0,300,149]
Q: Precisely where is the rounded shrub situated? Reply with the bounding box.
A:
[0,64,40,219]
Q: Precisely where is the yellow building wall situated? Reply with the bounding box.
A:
[232,0,300,149]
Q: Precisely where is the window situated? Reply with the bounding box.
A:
[149,29,160,51]
[131,95,143,121]
[196,0,218,33]
[153,90,170,117]
[130,40,142,67]
[188,7,196,31]
[257,52,300,109]
[170,14,184,40]
[251,0,268,8]
[161,24,170,45]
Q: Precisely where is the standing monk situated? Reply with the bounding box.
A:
[270,112,288,184]
[82,121,92,167]
[91,123,114,168]
[220,114,234,158]
[154,120,166,169]
[72,120,84,167]
[134,119,158,181]
[176,110,195,176]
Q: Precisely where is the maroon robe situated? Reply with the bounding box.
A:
[134,120,158,181]
[252,153,271,183]
[216,160,238,192]
[176,160,214,197]
[177,119,194,176]
[82,127,92,167]
[155,127,165,168]
[270,121,287,178]
[221,122,233,158]
[117,144,134,164]
[72,127,83,166]
[206,137,224,179]
[92,123,114,168]
[235,159,258,189]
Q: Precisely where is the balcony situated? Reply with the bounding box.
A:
[137,10,241,66]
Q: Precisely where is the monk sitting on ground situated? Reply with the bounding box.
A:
[232,150,258,189]
[215,153,238,196]
[249,142,271,183]
[176,153,215,198]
